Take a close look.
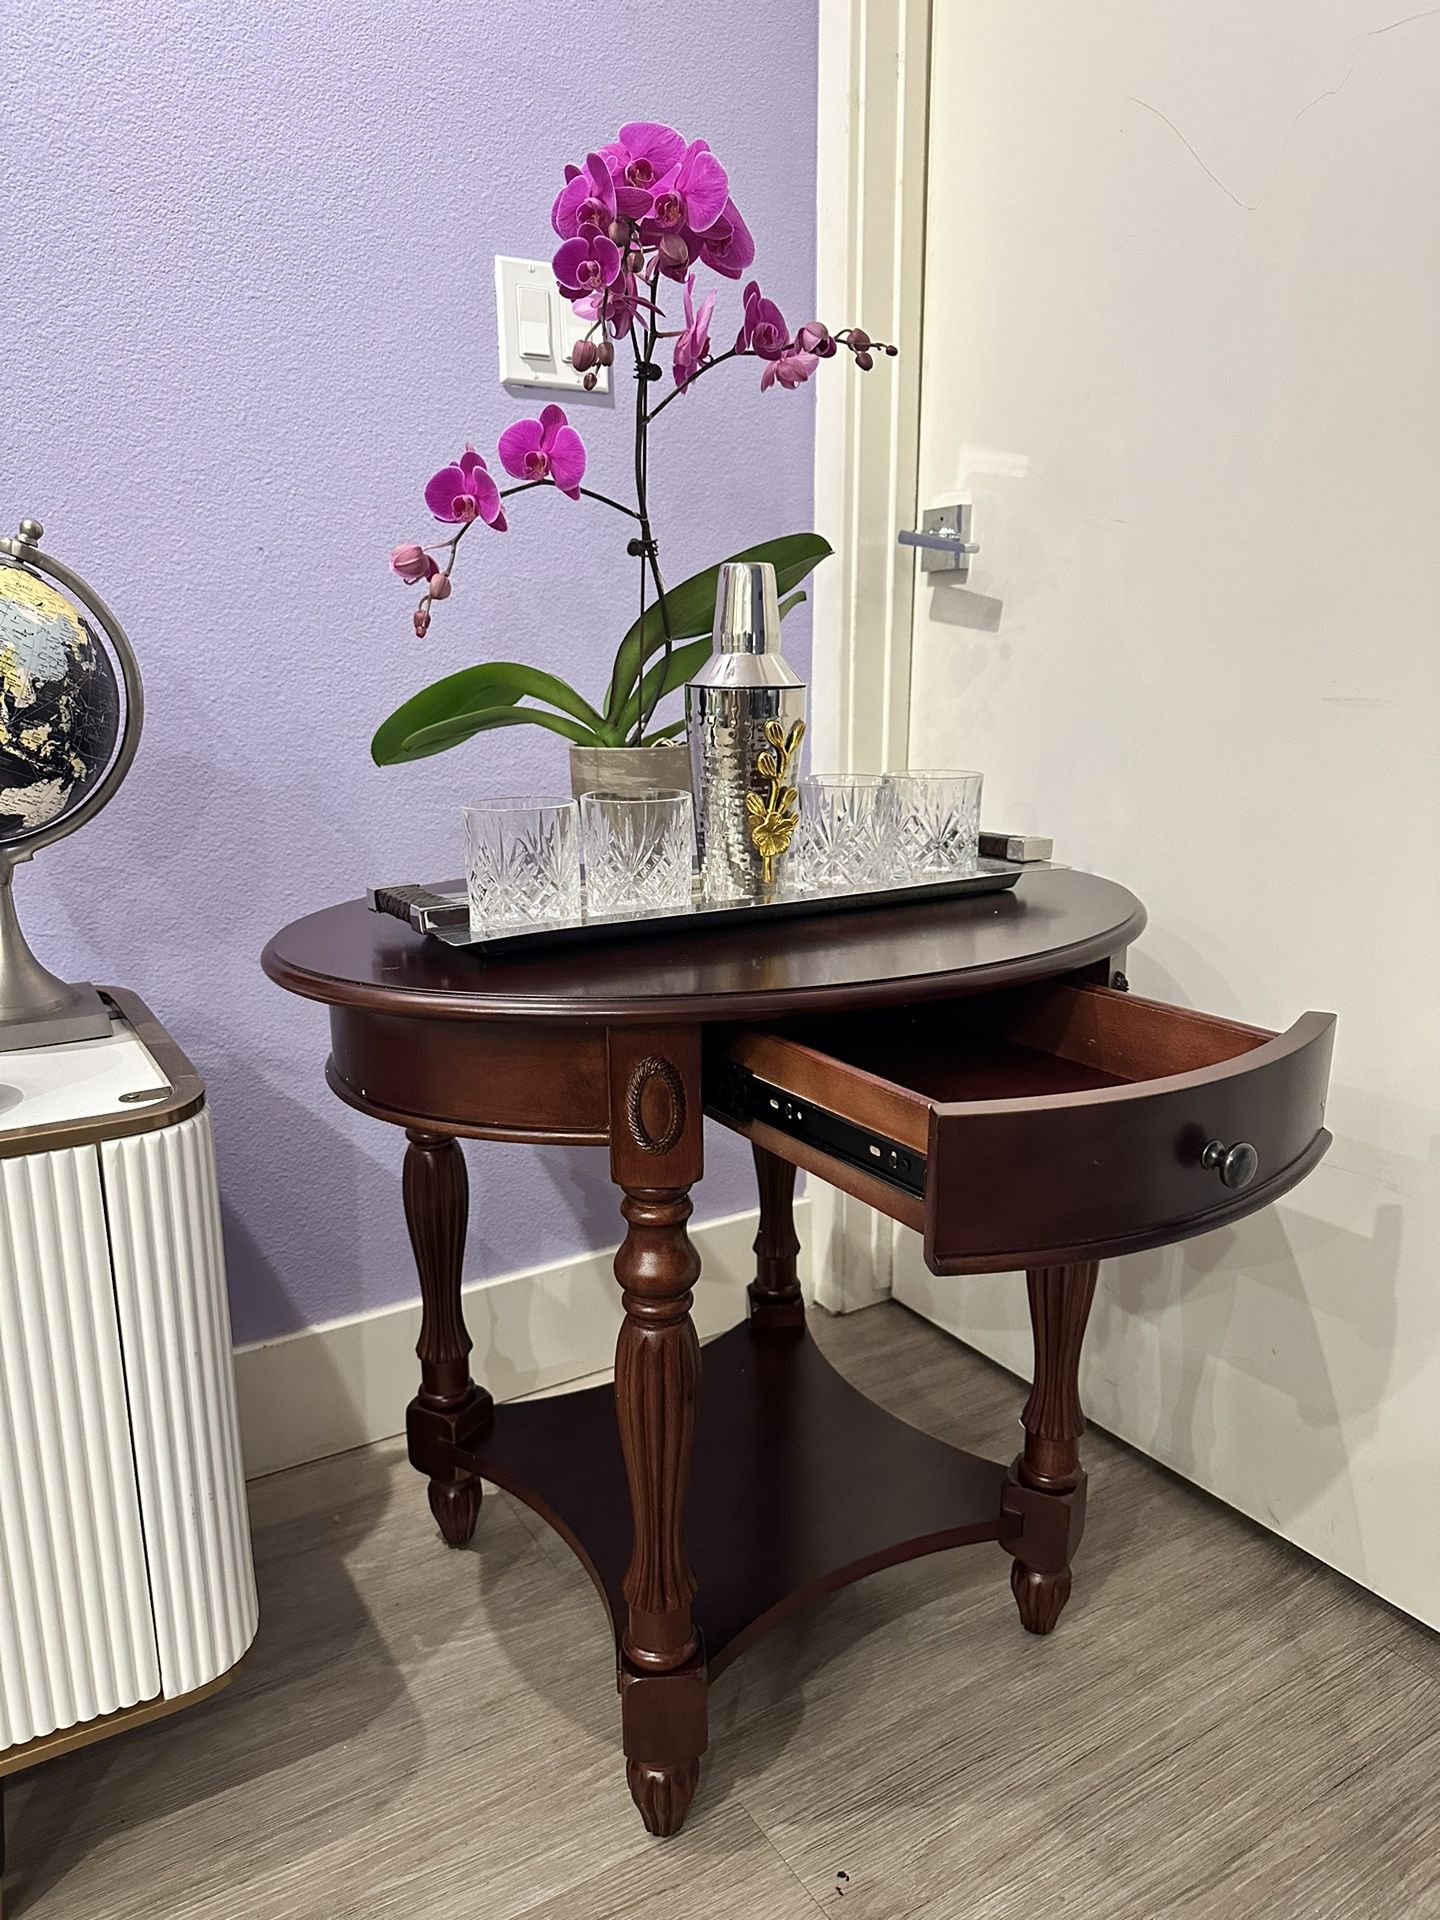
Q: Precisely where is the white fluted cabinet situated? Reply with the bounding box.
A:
[0,990,257,1814]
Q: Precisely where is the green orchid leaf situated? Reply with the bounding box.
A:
[604,533,833,730]
[373,662,614,765]
[614,634,713,740]
[778,590,807,618]
[398,704,603,761]
[372,665,525,766]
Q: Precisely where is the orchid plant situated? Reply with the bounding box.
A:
[373,120,893,765]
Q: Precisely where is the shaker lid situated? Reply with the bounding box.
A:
[687,558,804,691]
[713,560,781,655]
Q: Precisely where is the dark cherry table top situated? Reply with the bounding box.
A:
[261,868,1146,1025]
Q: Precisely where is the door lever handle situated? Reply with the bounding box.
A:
[898,504,978,575]
[898,529,980,554]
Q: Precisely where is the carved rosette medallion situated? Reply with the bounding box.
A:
[626,1055,686,1157]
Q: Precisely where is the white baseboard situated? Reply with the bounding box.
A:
[234,1201,811,1479]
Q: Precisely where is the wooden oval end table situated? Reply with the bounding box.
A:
[262,869,1333,1836]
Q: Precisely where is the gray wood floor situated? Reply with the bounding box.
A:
[7,1301,1438,1919]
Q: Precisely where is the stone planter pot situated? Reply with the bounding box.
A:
[569,742,692,801]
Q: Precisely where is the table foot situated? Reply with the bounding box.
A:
[628,1758,700,1837]
[1003,1261,1098,1634]
[427,1472,482,1547]
[1011,1560,1072,1636]
[620,1654,707,1838]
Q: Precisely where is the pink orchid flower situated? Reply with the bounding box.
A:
[498,404,587,498]
[734,281,788,360]
[423,447,507,529]
[574,268,643,337]
[599,121,687,219]
[553,229,622,299]
[692,199,755,279]
[672,275,715,390]
[550,152,618,241]
[645,138,729,238]
[761,348,820,392]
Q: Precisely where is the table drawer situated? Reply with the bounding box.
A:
[705,983,1334,1272]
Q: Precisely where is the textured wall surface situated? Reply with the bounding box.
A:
[2,1,818,1341]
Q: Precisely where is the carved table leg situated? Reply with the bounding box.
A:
[608,1031,707,1837]
[614,1184,704,1834]
[403,1129,493,1546]
[748,1142,804,1331]
[1007,1260,1099,1635]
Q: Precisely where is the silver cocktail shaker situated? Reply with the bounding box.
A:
[686,561,806,900]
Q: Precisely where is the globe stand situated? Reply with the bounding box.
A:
[0,854,110,1051]
[0,518,143,1052]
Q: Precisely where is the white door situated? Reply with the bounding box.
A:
[890,2,1440,1626]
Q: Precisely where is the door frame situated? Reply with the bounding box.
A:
[809,0,931,1310]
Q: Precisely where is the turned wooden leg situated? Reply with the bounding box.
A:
[403,1129,493,1546]
[748,1143,804,1331]
[608,1032,707,1837]
[1006,1260,1098,1635]
[614,1184,704,1834]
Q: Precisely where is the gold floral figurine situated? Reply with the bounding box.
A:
[745,716,806,885]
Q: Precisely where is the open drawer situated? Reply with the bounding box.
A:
[704,983,1334,1273]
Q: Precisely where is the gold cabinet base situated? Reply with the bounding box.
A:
[0,1661,242,1780]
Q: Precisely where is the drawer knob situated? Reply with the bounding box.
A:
[1201,1139,1259,1190]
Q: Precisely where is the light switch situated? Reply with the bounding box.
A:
[517,283,551,360]
[494,255,609,394]
[558,304,592,370]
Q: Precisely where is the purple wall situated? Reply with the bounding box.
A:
[3,3,818,1342]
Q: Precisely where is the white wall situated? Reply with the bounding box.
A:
[897,1,1440,1625]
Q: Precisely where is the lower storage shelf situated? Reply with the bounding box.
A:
[456,1320,1013,1676]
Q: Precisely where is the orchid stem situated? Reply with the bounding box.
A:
[422,477,642,624]
[646,347,749,423]
[624,248,674,744]
[635,299,673,741]
[498,478,642,520]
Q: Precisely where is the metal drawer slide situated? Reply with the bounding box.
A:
[705,1059,926,1201]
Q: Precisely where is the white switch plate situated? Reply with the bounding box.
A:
[494,255,609,394]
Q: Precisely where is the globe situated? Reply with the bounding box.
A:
[0,563,121,845]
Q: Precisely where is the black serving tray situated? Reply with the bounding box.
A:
[367,859,1027,958]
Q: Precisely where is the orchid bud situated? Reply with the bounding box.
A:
[570,337,599,372]
[626,248,646,273]
[609,218,629,246]
[583,371,597,390]
[884,343,898,356]
[657,234,689,276]
[798,321,834,356]
[390,542,430,584]
[855,349,874,370]
[848,328,872,350]
[429,571,452,600]
[413,605,431,638]
[596,338,615,366]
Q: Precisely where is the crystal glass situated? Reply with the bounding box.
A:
[579,787,695,917]
[791,774,897,894]
[887,770,984,878]
[461,796,580,937]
